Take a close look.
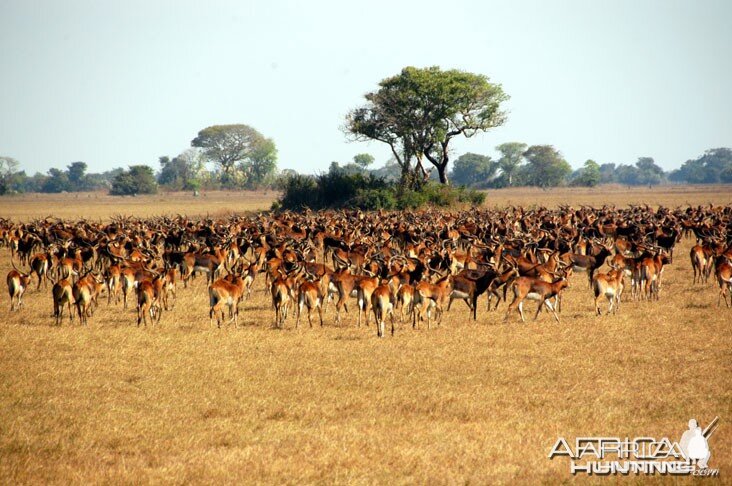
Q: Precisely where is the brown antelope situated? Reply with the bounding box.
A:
[155,268,177,311]
[271,274,297,329]
[121,263,156,309]
[414,274,452,329]
[181,250,224,286]
[7,266,31,311]
[560,244,612,288]
[505,276,569,323]
[52,278,75,325]
[592,268,625,315]
[395,283,415,323]
[371,283,395,337]
[639,252,671,301]
[136,279,161,327]
[58,253,83,281]
[447,268,500,320]
[690,244,714,284]
[72,274,102,325]
[355,274,379,327]
[295,281,324,328]
[209,275,246,328]
[331,269,361,324]
[714,256,732,307]
[29,252,51,290]
[105,264,122,305]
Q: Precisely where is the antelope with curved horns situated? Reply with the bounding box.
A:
[505,276,569,323]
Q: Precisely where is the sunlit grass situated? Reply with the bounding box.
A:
[0,186,730,483]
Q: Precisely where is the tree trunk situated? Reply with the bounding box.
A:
[438,164,448,184]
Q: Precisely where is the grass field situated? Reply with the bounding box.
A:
[1,186,731,484]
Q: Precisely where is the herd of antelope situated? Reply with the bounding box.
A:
[3,203,731,336]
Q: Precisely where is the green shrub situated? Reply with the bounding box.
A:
[110,165,157,196]
[278,174,319,210]
[277,173,486,212]
[352,188,397,210]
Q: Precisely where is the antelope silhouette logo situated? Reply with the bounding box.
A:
[679,417,718,469]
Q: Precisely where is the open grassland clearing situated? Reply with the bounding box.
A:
[1,186,731,484]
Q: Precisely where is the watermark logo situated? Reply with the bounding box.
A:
[548,417,720,477]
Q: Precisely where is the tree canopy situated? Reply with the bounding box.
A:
[496,142,527,187]
[345,66,508,185]
[0,156,20,195]
[110,165,158,195]
[450,153,496,187]
[191,124,277,186]
[522,145,572,188]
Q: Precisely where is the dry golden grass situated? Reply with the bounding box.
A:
[1,187,731,484]
[0,190,277,221]
[483,184,732,209]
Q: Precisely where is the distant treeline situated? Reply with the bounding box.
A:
[1,146,730,197]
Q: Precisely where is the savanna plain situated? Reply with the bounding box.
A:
[1,186,731,484]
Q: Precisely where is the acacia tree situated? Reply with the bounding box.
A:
[191,124,277,185]
[345,66,508,185]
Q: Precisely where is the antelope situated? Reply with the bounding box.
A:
[414,274,452,329]
[371,283,395,337]
[690,244,714,285]
[181,250,224,286]
[714,256,732,307]
[447,268,500,320]
[395,283,415,323]
[57,253,83,281]
[209,275,246,328]
[105,264,122,305]
[331,269,360,324]
[638,252,671,301]
[52,278,75,325]
[136,279,162,327]
[295,280,324,328]
[271,274,297,329]
[505,276,569,323]
[355,274,379,327]
[592,268,625,315]
[72,274,103,325]
[7,265,31,311]
[487,266,521,310]
[560,244,612,287]
[154,268,177,311]
[29,252,51,290]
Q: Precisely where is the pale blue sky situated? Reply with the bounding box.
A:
[1,0,730,175]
